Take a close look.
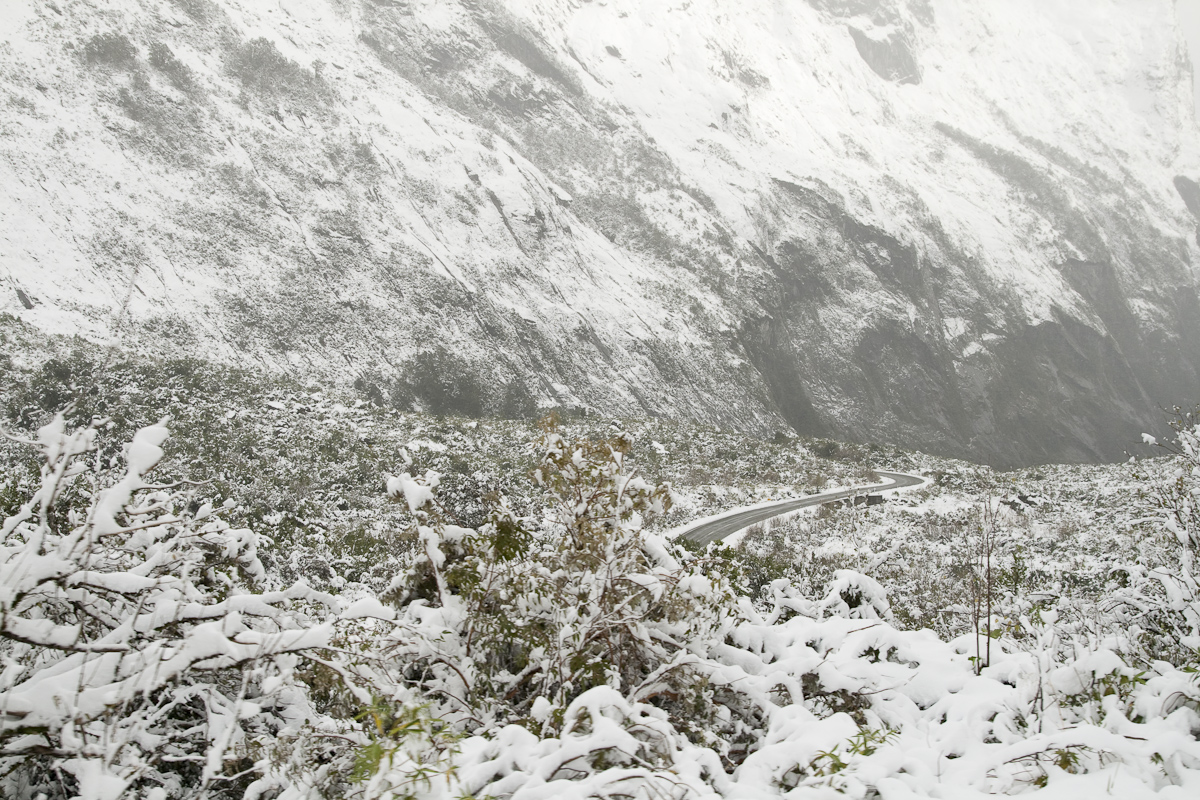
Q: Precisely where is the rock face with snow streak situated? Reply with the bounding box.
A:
[3,0,1200,466]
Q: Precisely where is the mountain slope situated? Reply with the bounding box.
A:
[3,0,1199,466]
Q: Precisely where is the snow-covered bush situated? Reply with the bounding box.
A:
[0,413,350,799]
[383,422,745,746]
[1129,411,1200,663]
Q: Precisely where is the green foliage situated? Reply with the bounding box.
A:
[354,372,388,407]
[352,702,458,794]
[115,70,210,166]
[6,323,1200,794]
[1058,669,1147,719]
[0,325,868,602]
[1025,745,1091,788]
[391,347,487,418]
[386,417,738,735]
[149,41,198,94]
[0,346,411,592]
[0,412,345,799]
[82,32,138,68]
[497,379,538,420]
[811,440,841,459]
[384,348,538,420]
[1128,407,1200,662]
[7,352,93,420]
[227,37,329,108]
[780,727,896,790]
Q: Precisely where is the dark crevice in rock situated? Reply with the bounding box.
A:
[853,319,969,443]
[1057,260,1139,353]
[979,311,1159,468]
[737,324,827,438]
[1173,175,1200,219]
[1173,176,1200,244]
[484,188,528,255]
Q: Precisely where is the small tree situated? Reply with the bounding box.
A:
[968,498,1003,673]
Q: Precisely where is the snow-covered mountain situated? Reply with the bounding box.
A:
[3,0,1199,466]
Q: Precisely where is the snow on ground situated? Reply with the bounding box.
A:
[2,0,1197,464]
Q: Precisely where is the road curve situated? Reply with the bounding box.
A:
[679,471,926,546]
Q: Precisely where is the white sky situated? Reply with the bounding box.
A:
[1179,0,1200,119]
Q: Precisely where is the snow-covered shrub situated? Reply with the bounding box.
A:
[1127,411,1200,663]
[82,33,138,69]
[452,686,725,800]
[227,37,329,109]
[383,422,746,745]
[259,693,462,800]
[0,413,343,799]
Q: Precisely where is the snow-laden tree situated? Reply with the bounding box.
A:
[382,422,745,741]
[0,413,416,800]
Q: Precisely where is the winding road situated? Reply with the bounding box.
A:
[679,471,926,546]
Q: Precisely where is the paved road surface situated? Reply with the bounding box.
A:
[679,471,926,546]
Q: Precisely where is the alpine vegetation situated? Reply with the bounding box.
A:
[5,399,1200,799]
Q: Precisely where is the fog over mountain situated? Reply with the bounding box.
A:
[4,0,1200,466]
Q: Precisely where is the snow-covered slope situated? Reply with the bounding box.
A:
[3,0,1200,465]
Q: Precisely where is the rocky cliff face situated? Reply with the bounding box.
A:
[3,0,1199,466]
